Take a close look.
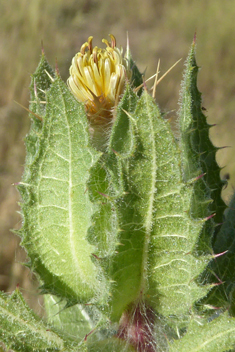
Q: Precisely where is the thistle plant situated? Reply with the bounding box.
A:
[1,34,235,352]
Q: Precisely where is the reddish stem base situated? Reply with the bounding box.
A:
[117,301,157,352]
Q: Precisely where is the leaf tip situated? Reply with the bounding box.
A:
[193,31,197,45]
[41,40,45,55]
[55,58,60,76]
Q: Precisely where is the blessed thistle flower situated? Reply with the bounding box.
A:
[67,35,132,125]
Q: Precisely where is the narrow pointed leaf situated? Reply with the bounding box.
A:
[179,40,225,248]
[125,48,143,95]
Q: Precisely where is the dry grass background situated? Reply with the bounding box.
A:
[1,0,235,315]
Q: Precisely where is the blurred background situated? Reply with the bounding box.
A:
[1,0,235,314]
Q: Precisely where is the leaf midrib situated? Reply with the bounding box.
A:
[140,94,157,292]
[58,82,83,278]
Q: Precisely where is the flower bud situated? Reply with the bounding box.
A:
[68,35,131,125]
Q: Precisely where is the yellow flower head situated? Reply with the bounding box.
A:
[67,35,131,124]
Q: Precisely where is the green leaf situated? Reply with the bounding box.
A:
[29,52,55,117]
[0,289,66,352]
[18,74,104,304]
[44,294,101,342]
[12,39,231,351]
[125,46,143,95]
[109,84,137,158]
[204,191,235,313]
[25,54,55,169]
[178,40,225,250]
[169,313,235,352]
[178,40,232,320]
[87,86,137,260]
[105,90,208,321]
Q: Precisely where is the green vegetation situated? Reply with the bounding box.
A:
[1,1,235,351]
[1,32,235,351]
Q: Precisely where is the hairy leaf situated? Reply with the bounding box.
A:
[0,289,66,352]
[25,54,54,169]
[204,192,235,313]
[169,313,235,352]
[100,90,209,322]
[179,40,225,250]
[44,294,102,342]
[18,73,104,303]
[8,38,232,352]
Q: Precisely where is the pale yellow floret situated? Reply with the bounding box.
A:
[67,35,131,124]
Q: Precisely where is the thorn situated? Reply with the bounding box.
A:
[29,100,46,104]
[34,80,38,99]
[166,115,175,124]
[38,87,46,95]
[210,270,224,285]
[193,31,197,45]
[91,253,102,260]
[186,127,197,134]
[14,101,43,121]
[185,251,191,255]
[84,328,95,341]
[204,213,216,222]
[152,59,160,99]
[213,250,228,259]
[198,151,207,157]
[111,148,119,155]
[44,69,54,82]
[201,106,207,111]
[211,281,225,287]
[16,182,31,187]
[97,191,109,199]
[55,58,60,76]
[126,31,130,58]
[220,145,231,150]
[194,172,206,181]
[204,304,221,310]
[150,58,182,91]
[134,73,156,92]
[143,79,147,91]
[41,40,45,55]
[121,108,135,122]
